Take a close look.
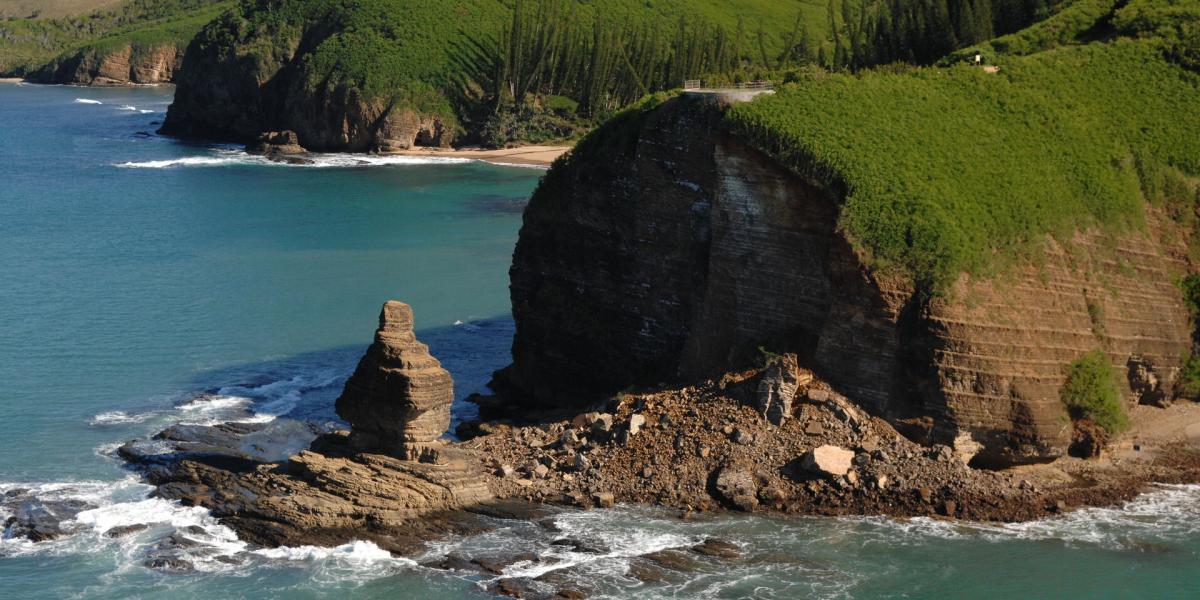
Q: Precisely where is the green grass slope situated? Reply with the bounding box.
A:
[164,0,824,142]
[726,0,1200,291]
[0,0,231,76]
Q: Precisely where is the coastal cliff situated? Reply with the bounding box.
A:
[27,42,183,85]
[500,87,1197,468]
[156,0,500,150]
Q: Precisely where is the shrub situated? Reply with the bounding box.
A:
[1178,352,1200,399]
[1060,349,1129,433]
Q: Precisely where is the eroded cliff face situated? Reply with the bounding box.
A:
[502,96,1193,467]
[29,43,182,85]
[159,21,452,151]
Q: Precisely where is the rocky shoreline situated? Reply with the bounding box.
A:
[55,300,1192,597]
[245,129,569,168]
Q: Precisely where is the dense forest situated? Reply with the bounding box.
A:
[456,0,1066,144]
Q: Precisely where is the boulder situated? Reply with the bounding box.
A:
[6,497,95,542]
[713,465,757,511]
[756,354,800,425]
[691,538,741,559]
[335,301,453,461]
[628,414,646,435]
[801,445,855,478]
[246,130,307,159]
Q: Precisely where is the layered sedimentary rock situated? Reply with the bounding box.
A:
[500,96,1193,467]
[28,43,182,85]
[336,300,453,462]
[126,303,493,552]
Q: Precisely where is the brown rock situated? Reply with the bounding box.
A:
[496,94,1193,468]
[247,130,307,158]
[335,301,453,461]
[691,538,741,559]
[713,465,757,510]
[757,354,800,425]
[1069,419,1108,459]
[30,42,183,86]
[801,446,855,478]
[628,414,646,435]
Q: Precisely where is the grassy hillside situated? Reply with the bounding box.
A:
[196,0,823,103]
[0,0,123,19]
[164,0,826,146]
[0,0,230,75]
[726,0,1200,291]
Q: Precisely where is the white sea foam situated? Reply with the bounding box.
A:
[115,148,473,169]
[116,156,246,169]
[74,98,102,104]
[0,475,412,579]
[486,161,550,170]
[217,372,339,420]
[855,483,1200,550]
[90,410,157,425]
[118,105,138,111]
[139,109,154,114]
[178,394,250,412]
[255,540,406,563]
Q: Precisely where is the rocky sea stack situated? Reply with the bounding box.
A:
[336,300,455,462]
[114,301,495,554]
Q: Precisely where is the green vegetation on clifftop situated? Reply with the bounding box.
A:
[0,0,230,75]
[170,0,822,143]
[726,1,1200,290]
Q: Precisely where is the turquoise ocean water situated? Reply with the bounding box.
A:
[0,83,1197,598]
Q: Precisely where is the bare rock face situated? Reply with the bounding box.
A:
[159,19,457,152]
[500,95,1193,468]
[29,43,183,85]
[246,130,309,163]
[336,301,453,462]
[757,354,802,426]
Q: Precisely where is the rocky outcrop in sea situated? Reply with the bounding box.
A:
[118,301,491,552]
[336,300,456,462]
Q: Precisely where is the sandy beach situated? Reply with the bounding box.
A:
[0,78,25,84]
[394,145,571,168]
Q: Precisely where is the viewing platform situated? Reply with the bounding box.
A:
[681,80,775,105]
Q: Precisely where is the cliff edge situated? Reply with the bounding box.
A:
[499,25,1200,468]
[27,42,183,85]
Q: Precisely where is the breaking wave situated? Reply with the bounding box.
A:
[115,148,474,169]
[0,475,412,584]
[73,98,102,104]
[89,410,158,425]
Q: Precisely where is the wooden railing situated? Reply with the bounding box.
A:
[682,79,774,91]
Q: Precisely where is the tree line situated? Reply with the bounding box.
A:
[452,0,824,117]
[453,0,1062,134]
[823,0,1058,70]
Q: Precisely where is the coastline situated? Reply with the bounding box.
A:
[392,145,571,169]
[0,77,25,84]
[119,358,1200,560]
